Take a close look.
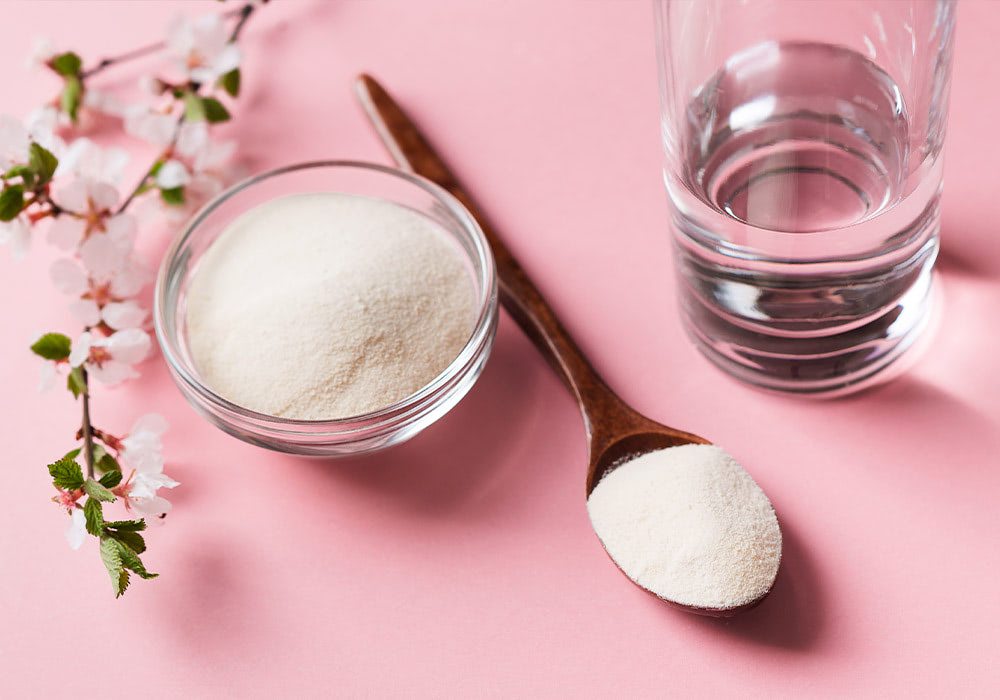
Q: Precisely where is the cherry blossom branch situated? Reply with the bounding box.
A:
[0,0,266,598]
[79,5,256,79]
[80,366,95,479]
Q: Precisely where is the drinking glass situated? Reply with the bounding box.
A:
[654,0,956,394]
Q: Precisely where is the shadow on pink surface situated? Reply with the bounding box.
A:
[301,321,566,518]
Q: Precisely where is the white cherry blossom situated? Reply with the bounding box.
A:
[123,104,177,147]
[117,414,179,522]
[165,13,241,85]
[55,137,128,186]
[25,36,56,71]
[69,328,151,385]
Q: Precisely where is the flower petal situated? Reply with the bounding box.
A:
[52,180,90,213]
[131,413,169,437]
[0,217,30,260]
[68,298,101,327]
[89,360,136,386]
[155,159,191,189]
[38,361,57,394]
[65,508,87,550]
[102,300,147,330]
[89,181,120,212]
[105,328,151,365]
[50,258,88,295]
[46,216,87,251]
[80,233,126,278]
[68,332,92,368]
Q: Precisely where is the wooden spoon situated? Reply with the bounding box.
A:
[355,74,776,617]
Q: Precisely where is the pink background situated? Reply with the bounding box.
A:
[3,1,999,696]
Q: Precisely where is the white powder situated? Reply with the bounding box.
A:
[586,444,781,610]
[185,192,476,420]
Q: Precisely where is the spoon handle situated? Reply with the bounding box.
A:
[354,74,629,432]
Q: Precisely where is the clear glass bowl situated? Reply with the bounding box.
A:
[154,161,498,456]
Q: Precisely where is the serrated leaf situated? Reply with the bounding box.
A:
[31,332,71,360]
[105,519,146,532]
[61,76,82,121]
[28,142,58,185]
[4,164,36,189]
[201,97,231,123]
[160,186,185,205]
[0,184,24,221]
[67,366,87,398]
[84,496,104,536]
[182,92,205,121]
[48,458,84,490]
[63,447,82,460]
[51,51,82,77]
[100,536,129,597]
[107,529,147,555]
[84,478,115,502]
[115,539,157,580]
[98,469,122,488]
[218,68,240,97]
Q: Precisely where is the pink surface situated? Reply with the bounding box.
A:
[2,1,999,696]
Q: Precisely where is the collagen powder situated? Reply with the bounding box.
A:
[185,192,476,420]
[586,444,781,609]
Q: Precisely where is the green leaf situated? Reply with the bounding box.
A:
[107,528,147,555]
[67,366,87,398]
[28,143,59,185]
[218,68,240,97]
[99,536,129,598]
[183,92,206,121]
[115,539,157,579]
[201,97,231,123]
[84,496,104,536]
[30,332,71,361]
[98,469,122,489]
[104,519,146,532]
[63,447,82,460]
[4,164,36,189]
[96,452,120,476]
[61,76,82,122]
[84,478,115,502]
[0,184,24,221]
[160,186,185,205]
[51,51,82,77]
[48,458,84,491]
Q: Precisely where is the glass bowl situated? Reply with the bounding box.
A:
[154,161,498,456]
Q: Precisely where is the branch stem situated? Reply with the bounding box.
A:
[80,368,95,479]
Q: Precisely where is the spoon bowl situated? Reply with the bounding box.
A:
[356,74,779,617]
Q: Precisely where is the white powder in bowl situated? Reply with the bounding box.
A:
[185,192,477,420]
[586,444,781,610]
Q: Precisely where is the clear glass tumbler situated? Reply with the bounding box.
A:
[654,0,956,394]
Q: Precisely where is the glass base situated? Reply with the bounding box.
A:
[676,245,939,397]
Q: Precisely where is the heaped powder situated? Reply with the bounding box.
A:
[586,444,781,609]
[185,192,476,420]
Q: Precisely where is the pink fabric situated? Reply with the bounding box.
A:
[2,1,999,696]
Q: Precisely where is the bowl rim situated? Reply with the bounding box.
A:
[153,159,498,432]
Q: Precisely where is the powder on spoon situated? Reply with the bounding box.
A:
[586,444,781,610]
[185,192,477,420]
